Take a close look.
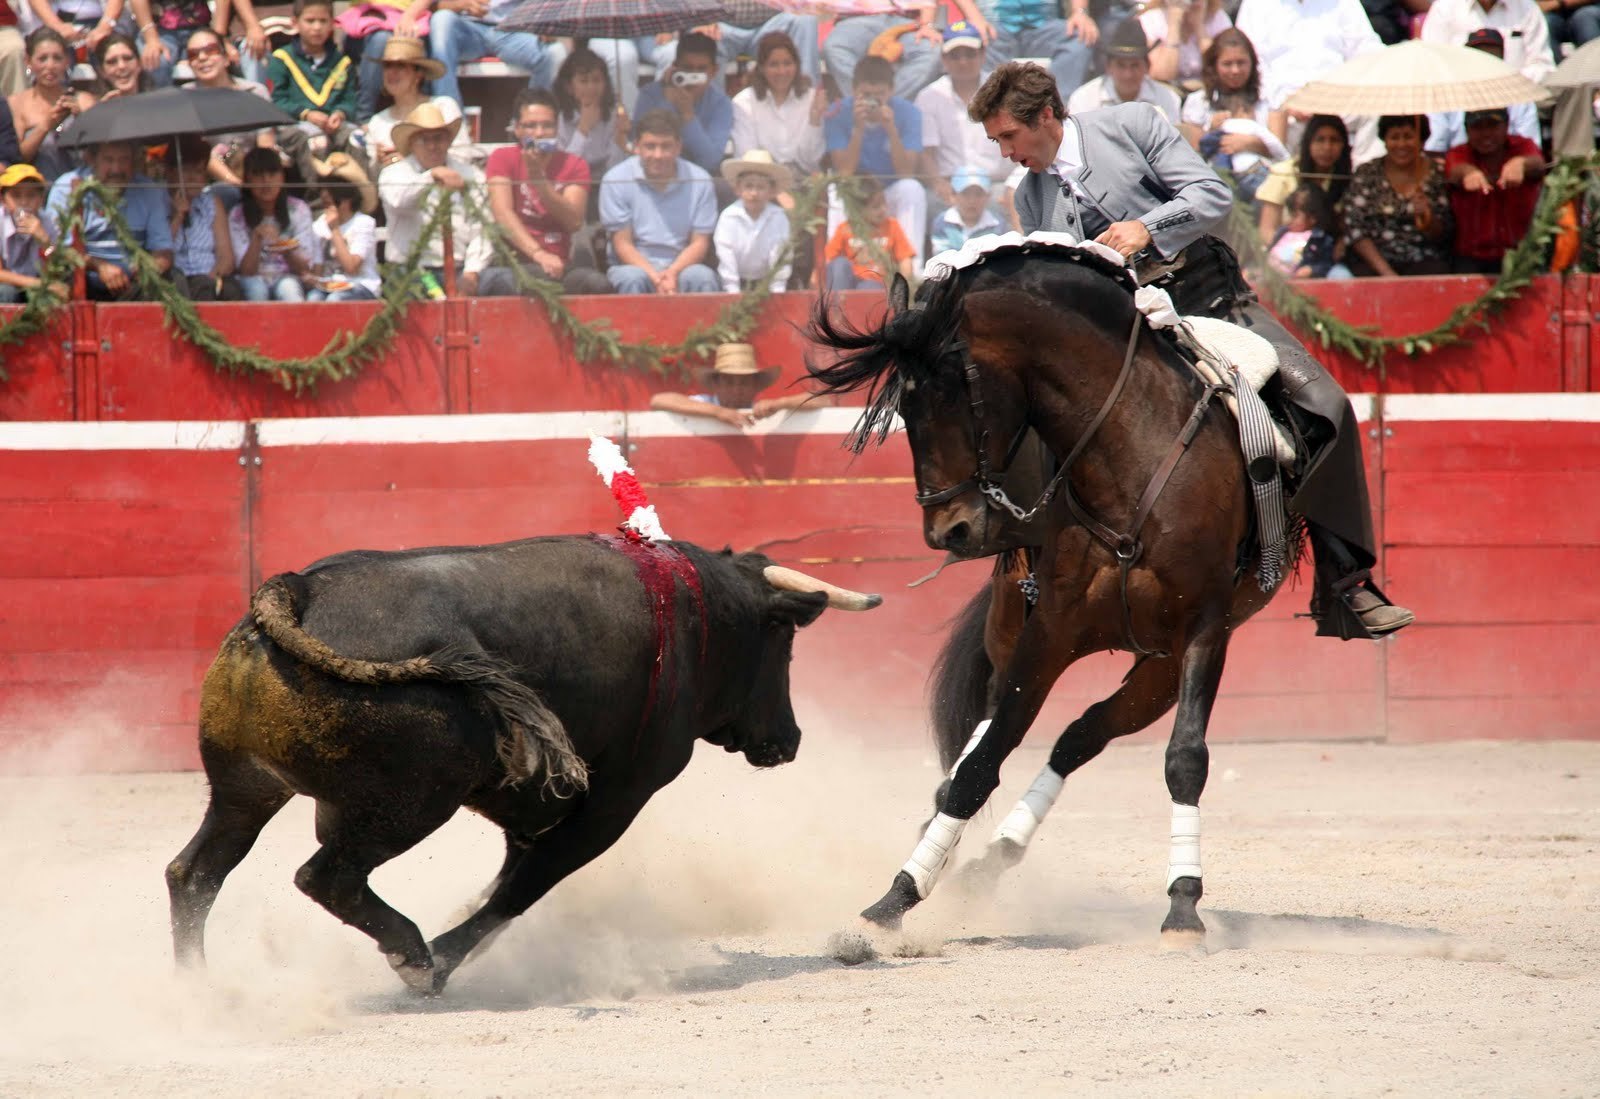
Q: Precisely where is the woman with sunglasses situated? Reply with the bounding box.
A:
[93,31,153,100]
[182,27,274,190]
[8,28,96,182]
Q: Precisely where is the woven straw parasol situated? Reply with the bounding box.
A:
[1283,40,1549,115]
[1546,37,1600,88]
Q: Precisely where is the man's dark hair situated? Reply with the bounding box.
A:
[513,87,559,119]
[853,55,895,90]
[293,0,334,18]
[967,61,1064,127]
[634,109,682,142]
[676,31,718,65]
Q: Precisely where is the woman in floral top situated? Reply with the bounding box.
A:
[1343,114,1453,277]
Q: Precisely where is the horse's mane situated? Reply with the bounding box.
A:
[806,247,1144,453]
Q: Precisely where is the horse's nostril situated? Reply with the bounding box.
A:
[944,521,971,550]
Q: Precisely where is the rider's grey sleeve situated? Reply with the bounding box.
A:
[1126,103,1233,260]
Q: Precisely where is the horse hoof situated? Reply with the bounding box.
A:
[859,870,920,931]
[1158,928,1207,953]
[388,952,442,996]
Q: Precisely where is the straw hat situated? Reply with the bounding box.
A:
[697,343,781,390]
[312,151,379,214]
[380,35,446,81]
[719,149,792,193]
[391,101,462,159]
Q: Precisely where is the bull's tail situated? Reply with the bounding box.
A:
[251,575,588,794]
[928,582,995,772]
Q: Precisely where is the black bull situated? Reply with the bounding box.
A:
[166,534,880,995]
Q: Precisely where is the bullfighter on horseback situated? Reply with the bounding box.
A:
[973,61,1413,638]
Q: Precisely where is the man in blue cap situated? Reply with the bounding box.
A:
[917,21,1009,222]
[945,0,1097,93]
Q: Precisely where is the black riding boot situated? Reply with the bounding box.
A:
[1307,524,1416,638]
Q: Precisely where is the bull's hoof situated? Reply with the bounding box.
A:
[859,870,921,931]
[388,951,442,997]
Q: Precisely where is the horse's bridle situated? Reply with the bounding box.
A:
[912,312,1227,657]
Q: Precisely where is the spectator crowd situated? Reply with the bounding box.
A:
[0,0,1588,301]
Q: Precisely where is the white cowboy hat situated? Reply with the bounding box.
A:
[696,342,781,390]
[390,101,462,159]
[379,35,446,82]
[719,149,793,193]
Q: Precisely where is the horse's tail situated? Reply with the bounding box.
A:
[929,581,995,772]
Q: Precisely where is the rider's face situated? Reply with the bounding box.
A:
[983,107,1062,174]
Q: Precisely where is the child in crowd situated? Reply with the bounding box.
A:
[650,342,824,428]
[930,168,1002,255]
[168,138,241,301]
[0,164,60,303]
[823,177,916,290]
[309,152,381,302]
[229,147,315,301]
[269,0,368,186]
[1267,184,1338,279]
[713,150,793,293]
[1198,93,1287,201]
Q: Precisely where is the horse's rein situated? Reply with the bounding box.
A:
[919,311,1228,657]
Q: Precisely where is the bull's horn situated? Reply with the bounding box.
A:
[763,566,883,611]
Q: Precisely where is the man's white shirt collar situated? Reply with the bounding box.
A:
[1047,118,1084,184]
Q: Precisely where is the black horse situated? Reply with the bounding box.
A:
[808,246,1301,945]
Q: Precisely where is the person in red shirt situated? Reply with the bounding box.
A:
[1445,107,1546,275]
[823,177,917,290]
[482,88,611,295]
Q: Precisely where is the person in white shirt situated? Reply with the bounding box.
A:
[713,150,792,293]
[310,152,381,302]
[730,31,826,178]
[1425,28,1542,153]
[1420,0,1555,83]
[377,102,496,296]
[916,21,1009,219]
[1065,19,1183,124]
[929,167,1003,255]
[1235,0,1383,111]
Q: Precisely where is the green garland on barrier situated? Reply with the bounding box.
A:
[1234,154,1596,367]
[0,170,847,391]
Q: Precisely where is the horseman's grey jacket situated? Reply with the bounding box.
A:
[1013,101,1231,260]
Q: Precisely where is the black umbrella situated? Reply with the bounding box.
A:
[59,86,294,149]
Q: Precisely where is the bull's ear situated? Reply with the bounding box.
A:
[768,589,828,629]
[888,273,910,315]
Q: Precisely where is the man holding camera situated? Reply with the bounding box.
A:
[632,31,734,175]
[483,89,610,295]
[824,54,927,273]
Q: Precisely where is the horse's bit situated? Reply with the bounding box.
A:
[914,313,1227,657]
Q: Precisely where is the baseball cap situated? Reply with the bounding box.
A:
[1464,28,1505,50]
[1464,107,1510,126]
[951,167,992,193]
[942,20,983,53]
[0,163,45,189]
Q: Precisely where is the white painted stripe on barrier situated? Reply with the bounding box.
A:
[0,421,246,451]
[1384,393,1600,423]
[1351,393,1374,423]
[255,411,627,447]
[626,406,887,438]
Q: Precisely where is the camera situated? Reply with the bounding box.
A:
[670,70,709,88]
[859,96,881,110]
[523,137,561,154]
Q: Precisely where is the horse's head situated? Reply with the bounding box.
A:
[807,275,1028,558]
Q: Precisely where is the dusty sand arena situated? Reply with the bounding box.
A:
[2,727,1597,1097]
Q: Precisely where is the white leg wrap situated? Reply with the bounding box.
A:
[902,812,967,899]
[949,719,991,777]
[1166,802,1202,890]
[992,765,1065,848]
